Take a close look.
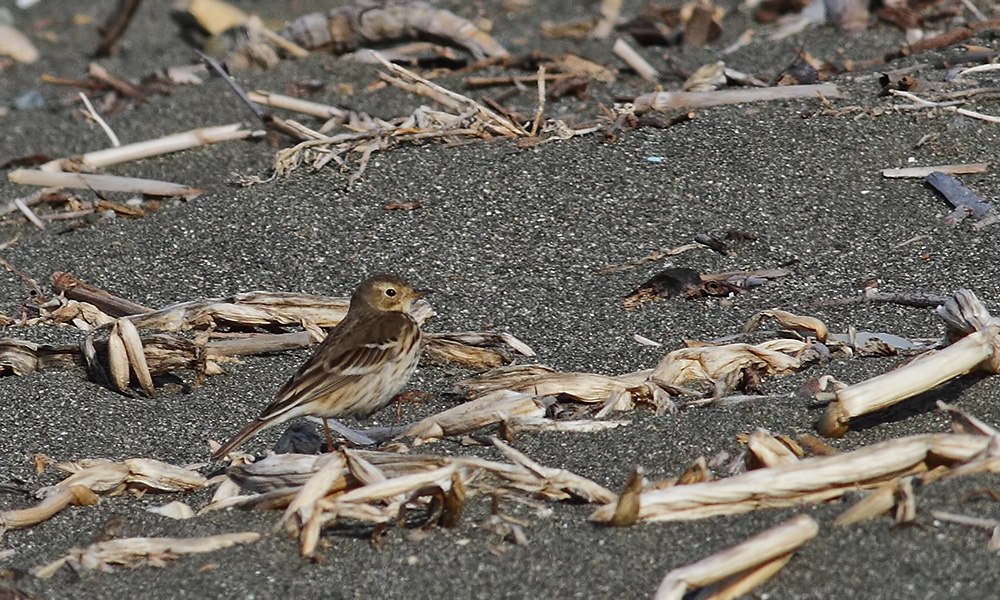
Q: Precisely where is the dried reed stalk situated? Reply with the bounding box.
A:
[653,514,818,600]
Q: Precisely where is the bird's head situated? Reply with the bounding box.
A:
[353,274,429,314]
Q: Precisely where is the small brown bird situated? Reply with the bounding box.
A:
[212,275,427,459]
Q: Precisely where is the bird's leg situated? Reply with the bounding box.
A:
[393,390,433,421]
[322,418,336,453]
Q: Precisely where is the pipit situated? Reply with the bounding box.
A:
[212,275,427,459]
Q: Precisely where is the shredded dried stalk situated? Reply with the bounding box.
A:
[217,441,613,556]
[34,532,261,578]
[1,458,205,532]
[591,433,994,523]
[653,514,818,600]
[819,290,1000,438]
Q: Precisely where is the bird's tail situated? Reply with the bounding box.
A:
[211,418,276,460]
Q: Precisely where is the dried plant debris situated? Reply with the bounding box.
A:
[184,0,510,69]
[653,514,818,600]
[818,289,1000,438]
[458,334,821,418]
[0,273,532,396]
[34,532,261,578]
[592,432,997,524]
[633,83,842,113]
[624,267,791,310]
[0,458,206,533]
[617,1,724,47]
[212,439,613,556]
[265,53,541,185]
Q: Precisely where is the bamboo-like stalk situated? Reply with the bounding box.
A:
[8,169,203,198]
[633,84,842,114]
[38,124,253,172]
[590,434,991,523]
[248,91,347,119]
[818,323,1000,438]
[653,514,818,600]
[613,38,659,82]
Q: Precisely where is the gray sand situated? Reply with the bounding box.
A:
[1,1,999,598]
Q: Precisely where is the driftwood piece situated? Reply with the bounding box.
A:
[51,271,152,317]
[590,433,994,523]
[818,290,999,438]
[653,514,818,600]
[925,171,993,218]
[400,390,545,442]
[633,84,843,114]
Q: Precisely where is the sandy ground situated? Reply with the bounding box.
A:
[1,0,1000,598]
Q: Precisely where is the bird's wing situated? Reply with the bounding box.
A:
[259,312,419,420]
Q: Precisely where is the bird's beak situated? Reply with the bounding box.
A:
[412,288,432,298]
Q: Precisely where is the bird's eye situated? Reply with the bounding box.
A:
[385,288,397,297]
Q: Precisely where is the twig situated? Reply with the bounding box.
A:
[246,15,309,58]
[88,62,139,98]
[370,51,523,135]
[808,291,950,308]
[591,0,622,39]
[0,255,44,297]
[40,73,106,90]
[465,73,577,87]
[594,242,705,274]
[884,18,1000,62]
[957,0,988,23]
[12,197,45,229]
[653,515,818,600]
[196,50,266,123]
[78,92,121,147]
[530,66,545,137]
[50,271,152,316]
[889,89,1000,123]
[94,0,143,57]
